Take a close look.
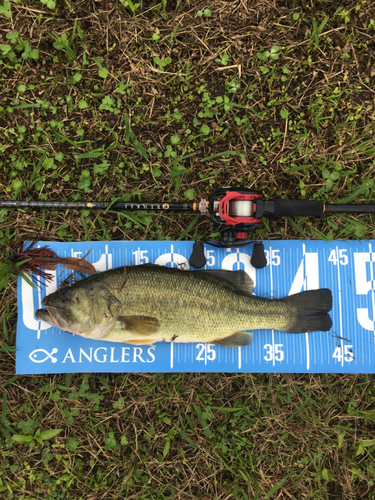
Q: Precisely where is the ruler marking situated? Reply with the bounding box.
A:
[334,244,343,368]
[302,244,311,371]
[366,242,375,365]
[370,244,375,344]
[269,246,276,367]
[170,342,174,369]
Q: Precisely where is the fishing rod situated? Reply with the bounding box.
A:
[2,187,375,268]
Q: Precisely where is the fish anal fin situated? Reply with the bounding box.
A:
[212,331,254,347]
[124,339,156,346]
[118,315,160,334]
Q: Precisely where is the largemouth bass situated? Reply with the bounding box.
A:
[35,264,333,347]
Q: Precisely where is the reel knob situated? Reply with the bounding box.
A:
[250,242,267,269]
[189,241,207,269]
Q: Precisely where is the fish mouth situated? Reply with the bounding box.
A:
[35,307,71,329]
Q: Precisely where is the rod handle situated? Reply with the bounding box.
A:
[257,199,325,218]
[273,199,325,217]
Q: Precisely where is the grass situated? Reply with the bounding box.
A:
[1,0,375,498]
[2,373,375,499]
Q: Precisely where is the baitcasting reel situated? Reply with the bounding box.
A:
[189,187,267,269]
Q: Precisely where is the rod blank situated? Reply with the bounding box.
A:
[324,204,375,214]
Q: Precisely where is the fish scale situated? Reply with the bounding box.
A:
[35,264,333,347]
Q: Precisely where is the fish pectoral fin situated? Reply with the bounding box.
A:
[212,331,254,347]
[123,339,156,346]
[118,315,160,334]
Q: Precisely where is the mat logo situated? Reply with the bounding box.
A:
[61,346,156,364]
[29,348,58,363]
[27,346,156,365]
[354,251,375,330]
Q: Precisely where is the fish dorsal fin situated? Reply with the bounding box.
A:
[195,270,254,295]
[134,264,254,294]
[212,331,254,347]
[118,315,160,334]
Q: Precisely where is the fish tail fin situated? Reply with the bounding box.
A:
[280,289,332,333]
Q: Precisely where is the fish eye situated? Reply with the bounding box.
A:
[60,292,70,303]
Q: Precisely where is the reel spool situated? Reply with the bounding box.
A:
[213,199,254,217]
[229,200,254,217]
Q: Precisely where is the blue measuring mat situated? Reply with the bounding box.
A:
[16,240,375,374]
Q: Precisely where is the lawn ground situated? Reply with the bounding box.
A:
[1,1,375,498]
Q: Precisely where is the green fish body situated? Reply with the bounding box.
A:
[35,264,332,347]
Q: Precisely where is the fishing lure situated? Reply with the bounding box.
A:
[10,239,96,285]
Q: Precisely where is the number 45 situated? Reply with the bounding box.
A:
[328,249,348,266]
[333,345,353,363]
